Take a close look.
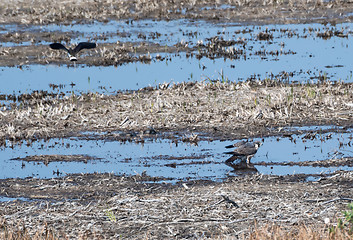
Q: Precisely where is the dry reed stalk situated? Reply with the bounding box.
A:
[0,0,350,25]
[248,223,353,240]
[0,81,352,142]
[0,172,352,239]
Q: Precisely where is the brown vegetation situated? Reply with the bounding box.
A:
[1,172,353,239]
[1,0,353,25]
[0,80,352,142]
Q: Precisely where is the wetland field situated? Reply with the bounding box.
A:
[1,0,353,239]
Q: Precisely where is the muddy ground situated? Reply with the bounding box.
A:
[1,172,353,239]
[1,0,353,239]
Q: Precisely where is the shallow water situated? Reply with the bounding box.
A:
[0,196,28,202]
[0,46,352,97]
[1,20,353,96]
[3,128,352,181]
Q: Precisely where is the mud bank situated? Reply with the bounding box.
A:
[1,171,353,239]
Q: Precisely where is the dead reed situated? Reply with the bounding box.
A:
[249,224,353,240]
[0,0,351,25]
[1,218,353,240]
[0,219,59,240]
[1,172,353,239]
[0,80,352,142]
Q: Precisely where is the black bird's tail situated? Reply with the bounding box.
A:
[224,151,236,155]
[225,145,234,149]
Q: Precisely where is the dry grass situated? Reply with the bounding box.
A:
[1,172,353,239]
[0,219,59,240]
[0,80,352,142]
[0,0,350,25]
[1,223,352,240]
[1,222,353,240]
[249,224,353,240]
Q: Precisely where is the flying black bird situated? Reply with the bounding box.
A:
[224,141,262,164]
[49,42,96,61]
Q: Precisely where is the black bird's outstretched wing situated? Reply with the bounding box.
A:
[73,42,97,54]
[49,43,69,52]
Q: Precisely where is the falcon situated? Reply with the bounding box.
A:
[224,141,262,164]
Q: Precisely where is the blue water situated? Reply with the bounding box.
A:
[1,20,353,96]
[0,196,29,202]
[2,128,352,180]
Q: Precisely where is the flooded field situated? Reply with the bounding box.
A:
[1,18,353,181]
[1,1,353,239]
[2,21,353,96]
[2,126,353,182]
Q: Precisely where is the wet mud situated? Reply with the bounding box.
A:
[1,172,353,239]
[11,154,101,164]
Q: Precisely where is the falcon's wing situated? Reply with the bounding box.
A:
[225,141,257,149]
[236,146,258,156]
[49,43,69,52]
[74,42,97,53]
[224,146,257,156]
[225,140,248,149]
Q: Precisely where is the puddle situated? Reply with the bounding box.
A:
[305,175,322,181]
[2,20,351,47]
[0,196,29,202]
[4,137,225,180]
[2,55,240,95]
[2,19,245,46]
[254,132,353,163]
[3,129,353,181]
[0,44,352,97]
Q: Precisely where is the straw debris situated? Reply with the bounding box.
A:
[0,0,352,25]
[0,171,352,239]
[0,80,352,142]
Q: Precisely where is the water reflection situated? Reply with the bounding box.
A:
[1,127,352,181]
[1,20,353,97]
[225,161,258,175]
